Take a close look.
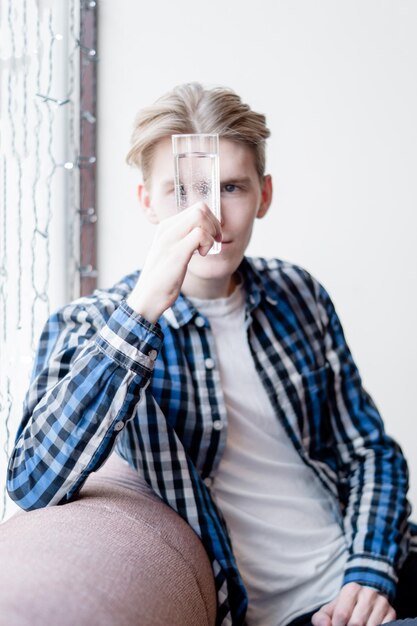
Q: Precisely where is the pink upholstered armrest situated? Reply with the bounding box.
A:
[0,454,216,626]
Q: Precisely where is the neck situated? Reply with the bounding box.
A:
[182,272,238,300]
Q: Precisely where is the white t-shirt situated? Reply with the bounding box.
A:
[189,284,348,626]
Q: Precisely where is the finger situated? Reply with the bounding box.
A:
[186,202,222,242]
[311,599,336,626]
[379,606,396,624]
[311,611,332,626]
[198,234,216,256]
[180,226,215,260]
[159,216,214,262]
[366,597,395,626]
[346,591,375,626]
[331,584,361,626]
[175,202,222,242]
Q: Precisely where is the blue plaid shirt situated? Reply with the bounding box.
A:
[7,257,415,625]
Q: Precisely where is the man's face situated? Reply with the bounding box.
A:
[140,136,272,289]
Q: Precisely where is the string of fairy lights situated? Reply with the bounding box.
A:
[0,0,98,521]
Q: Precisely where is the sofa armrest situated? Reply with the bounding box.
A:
[0,453,216,626]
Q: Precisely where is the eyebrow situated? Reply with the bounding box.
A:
[220,177,252,186]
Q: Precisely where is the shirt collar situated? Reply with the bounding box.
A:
[163,256,275,329]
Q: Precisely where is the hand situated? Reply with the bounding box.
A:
[311,583,396,626]
[126,202,222,323]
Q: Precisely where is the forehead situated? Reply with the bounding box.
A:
[149,136,258,186]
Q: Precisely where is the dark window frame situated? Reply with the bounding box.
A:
[79,0,98,296]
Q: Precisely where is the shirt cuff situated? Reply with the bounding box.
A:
[343,553,398,601]
[95,300,164,375]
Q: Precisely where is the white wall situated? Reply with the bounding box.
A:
[97,1,417,510]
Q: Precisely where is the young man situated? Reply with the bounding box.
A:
[7,83,416,626]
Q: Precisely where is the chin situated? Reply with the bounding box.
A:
[189,250,243,280]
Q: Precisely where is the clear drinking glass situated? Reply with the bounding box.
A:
[172,133,221,255]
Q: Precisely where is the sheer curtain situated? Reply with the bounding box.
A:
[0,0,81,521]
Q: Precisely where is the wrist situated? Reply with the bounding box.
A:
[126,294,161,325]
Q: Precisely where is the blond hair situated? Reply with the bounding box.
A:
[126,82,270,185]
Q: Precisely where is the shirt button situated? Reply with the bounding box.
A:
[148,349,157,361]
[114,421,124,432]
[194,316,205,328]
[213,420,223,431]
[204,357,215,370]
[204,477,213,488]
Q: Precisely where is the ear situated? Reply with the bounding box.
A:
[256,174,273,219]
[137,184,160,225]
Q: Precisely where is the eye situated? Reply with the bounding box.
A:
[222,183,239,193]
